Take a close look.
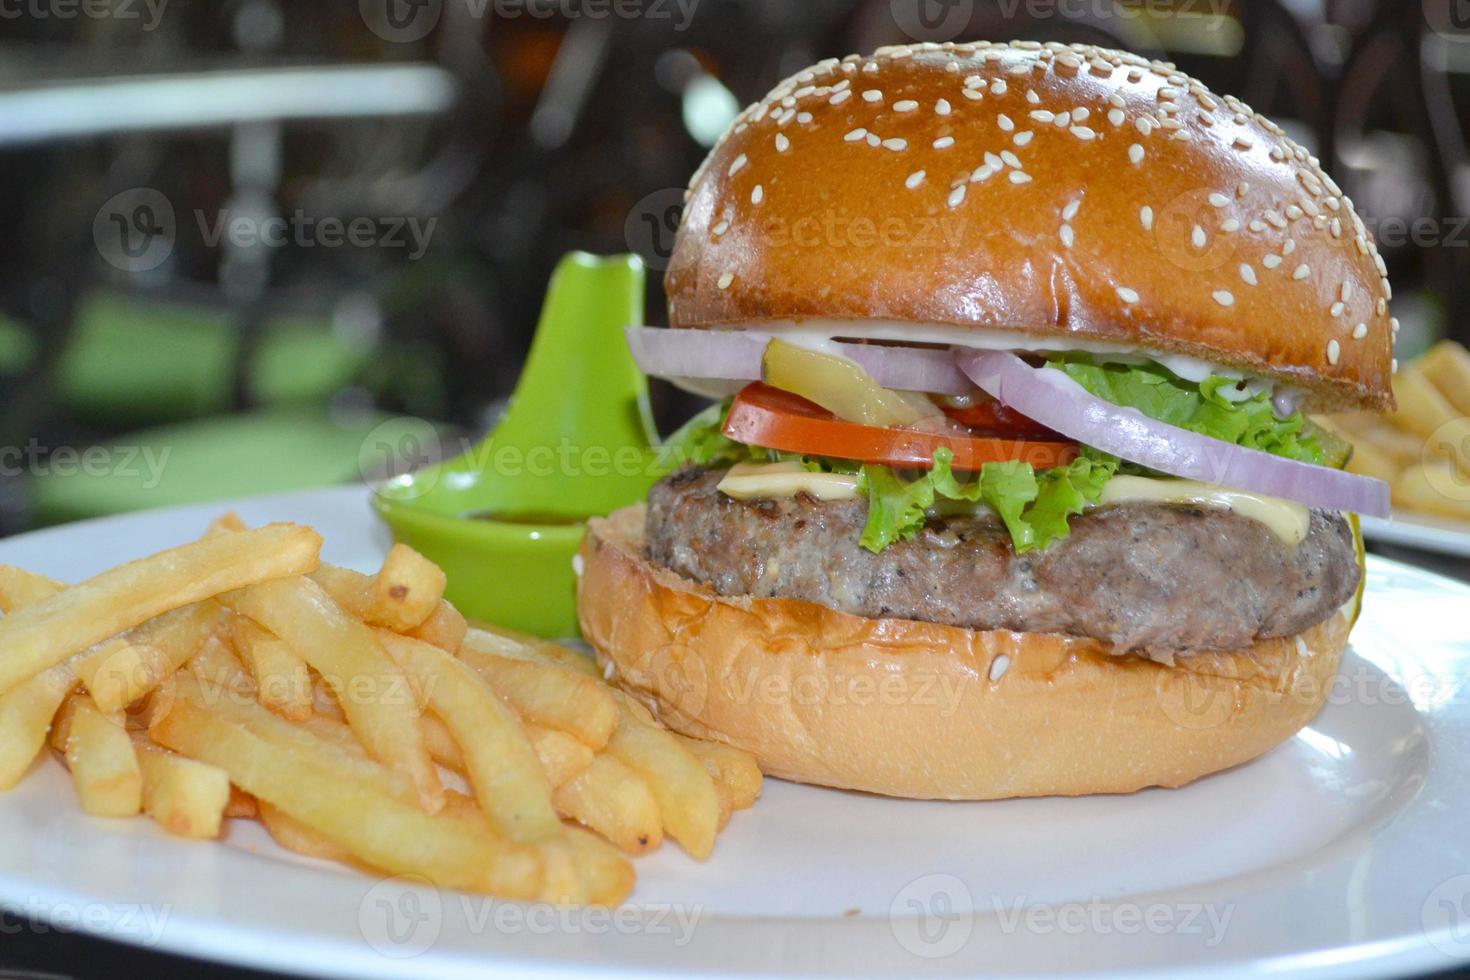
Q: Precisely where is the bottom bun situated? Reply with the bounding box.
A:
[577,504,1353,800]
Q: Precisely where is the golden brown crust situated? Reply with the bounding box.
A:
[578,505,1352,800]
[667,42,1395,413]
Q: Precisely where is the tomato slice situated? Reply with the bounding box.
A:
[724,384,1079,472]
[941,398,1063,439]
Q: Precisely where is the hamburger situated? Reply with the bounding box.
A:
[578,41,1395,799]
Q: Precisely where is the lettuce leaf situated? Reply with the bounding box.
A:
[859,448,1119,554]
[1047,355,1324,465]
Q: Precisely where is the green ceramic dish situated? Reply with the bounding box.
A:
[372,253,659,637]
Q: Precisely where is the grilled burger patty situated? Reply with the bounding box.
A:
[646,468,1360,656]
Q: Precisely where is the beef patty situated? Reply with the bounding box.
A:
[645,468,1360,656]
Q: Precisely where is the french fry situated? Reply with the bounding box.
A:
[454,644,618,750]
[605,692,720,860]
[527,726,595,788]
[222,577,442,813]
[229,616,312,722]
[187,636,256,701]
[462,625,601,678]
[676,735,763,812]
[224,786,259,819]
[0,666,77,789]
[72,602,220,714]
[133,738,230,839]
[306,564,373,618]
[0,566,65,612]
[0,524,321,698]
[258,802,356,864]
[1392,367,1459,439]
[376,631,560,842]
[552,754,663,856]
[1418,341,1470,416]
[406,599,468,652]
[1394,462,1470,520]
[366,545,446,631]
[63,695,143,817]
[150,690,543,898]
[420,715,465,772]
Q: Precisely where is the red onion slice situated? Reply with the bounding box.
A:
[625,327,974,396]
[955,349,1391,517]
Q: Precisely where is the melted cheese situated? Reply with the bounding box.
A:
[716,462,861,502]
[1099,476,1310,547]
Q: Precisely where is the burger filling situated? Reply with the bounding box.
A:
[644,338,1363,657]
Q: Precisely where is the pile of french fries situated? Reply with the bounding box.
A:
[1319,340,1470,522]
[0,514,760,906]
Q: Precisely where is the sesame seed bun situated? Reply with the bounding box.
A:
[667,41,1395,413]
[578,505,1354,800]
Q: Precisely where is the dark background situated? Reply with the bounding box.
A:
[0,0,1468,976]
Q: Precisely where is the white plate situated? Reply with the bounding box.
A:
[2,487,1469,979]
[1363,511,1470,561]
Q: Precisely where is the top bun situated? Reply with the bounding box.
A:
[667,41,1395,412]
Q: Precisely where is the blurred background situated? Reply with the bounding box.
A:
[0,0,1466,541]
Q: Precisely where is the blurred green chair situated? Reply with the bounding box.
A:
[28,289,439,524]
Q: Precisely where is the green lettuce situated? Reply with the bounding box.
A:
[1046,355,1325,465]
[860,448,1118,554]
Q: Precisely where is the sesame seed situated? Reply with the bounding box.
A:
[984,151,1003,170]
[751,185,764,204]
[1109,93,1126,108]
[1283,239,1296,255]
[863,90,883,103]
[1054,111,1071,128]
[1292,264,1310,280]
[866,132,881,147]
[844,128,867,142]
[1327,340,1340,365]
[830,90,851,106]
[775,133,790,152]
[1213,290,1235,307]
[1221,218,1240,233]
[1009,171,1032,184]
[1340,282,1353,302]
[1249,220,1267,233]
[1060,224,1075,248]
[1352,323,1368,340]
[712,220,730,236]
[906,170,926,189]
[1377,298,1388,315]
[1236,181,1250,197]
[1330,302,1344,318]
[895,100,919,113]
[1001,150,1021,169]
[863,61,878,73]
[718,272,734,290]
[1140,206,1153,231]
[936,98,952,116]
[989,655,1010,682]
[970,164,995,183]
[1391,317,1401,333]
[1392,358,1399,373]
[948,185,967,208]
[1286,205,1303,220]
[991,79,1008,95]
[965,74,983,88]
[728,154,748,177]
[1262,254,1282,269]
[1107,109,1125,127]
[1072,107,1091,122]
[1330,218,1343,238]
[1030,110,1055,123]
[1071,126,1096,140]
[1208,193,1230,208]
[1063,199,1081,221]
[998,113,1015,131]
[1233,136,1253,150]
[1239,264,1257,285]
[797,112,813,124]
[933,136,956,149]
[1192,225,1207,248]
[1027,90,1041,104]
[882,138,907,151]
[1117,287,1140,304]
[1128,144,1144,164]
[1014,131,1034,146]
